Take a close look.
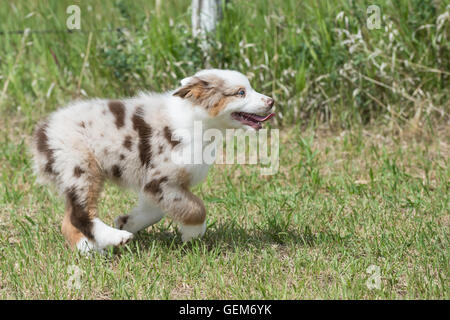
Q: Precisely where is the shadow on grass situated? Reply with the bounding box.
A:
[126,220,352,254]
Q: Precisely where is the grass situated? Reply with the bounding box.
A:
[0,124,448,299]
[0,0,448,127]
[0,0,449,299]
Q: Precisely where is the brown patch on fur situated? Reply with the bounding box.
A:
[65,188,94,240]
[132,107,152,168]
[108,100,126,129]
[79,121,86,128]
[111,165,122,178]
[158,145,164,154]
[123,135,132,150]
[73,166,85,178]
[209,95,234,117]
[173,77,216,101]
[61,203,85,248]
[180,192,206,225]
[120,154,125,160]
[177,168,191,189]
[172,169,204,224]
[159,188,205,225]
[64,153,103,242]
[86,153,103,214]
[163,126,180,147]
[144,176,168,195]
[116,215,129,230]
[173,75,239,117]
[146,168,204,225]
[34,122,56,175]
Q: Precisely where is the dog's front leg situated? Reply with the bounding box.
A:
[142,180,207,242]
[115,192,165,234]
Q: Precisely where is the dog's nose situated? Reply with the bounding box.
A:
[267,98,275,108]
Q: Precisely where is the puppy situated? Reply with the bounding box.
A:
[31,69,275,253]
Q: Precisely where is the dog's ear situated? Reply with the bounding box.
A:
[180,76,194,87]
[173,74,230,116]
[173,76,209,99]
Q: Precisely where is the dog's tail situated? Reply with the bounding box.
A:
[30,120,57,186]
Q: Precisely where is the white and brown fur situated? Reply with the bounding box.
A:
[31,69,275,253]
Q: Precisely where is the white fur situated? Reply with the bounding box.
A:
[76,237,97,254]
[114,192,165,233]
[92,218,134,248]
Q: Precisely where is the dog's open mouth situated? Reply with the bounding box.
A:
[231,112,275,130]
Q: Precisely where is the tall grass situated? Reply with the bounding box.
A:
[0,0,448,129]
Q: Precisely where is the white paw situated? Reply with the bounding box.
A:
[76,237,105,255]
[107,229,134,247]
[76,237,95,253]
[180,221,206,242]
[92,218,134,249]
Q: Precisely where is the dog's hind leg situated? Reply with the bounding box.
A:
[61,201,94,253]
[62,156,133,253]
[115,192,165,234]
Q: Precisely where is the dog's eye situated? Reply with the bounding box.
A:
[237,89,246,97]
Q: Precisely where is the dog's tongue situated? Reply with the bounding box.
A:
[231,112,276,130]
[247,113,275,122]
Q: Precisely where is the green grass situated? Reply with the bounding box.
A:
[0,0,448,128]
[0,0,449,299]
[0,125,448,299]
